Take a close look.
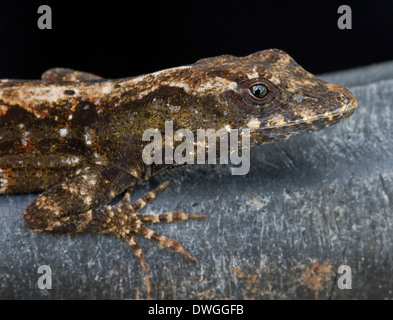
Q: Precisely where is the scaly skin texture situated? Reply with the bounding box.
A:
[0,49,357,269]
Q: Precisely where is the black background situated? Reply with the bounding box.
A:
[0,0,392,79]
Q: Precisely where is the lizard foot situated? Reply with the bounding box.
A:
[96,181,206,270]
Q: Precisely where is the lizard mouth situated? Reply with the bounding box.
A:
[238,96,358,147]
[264,103,356,130]
[246,93,358,132]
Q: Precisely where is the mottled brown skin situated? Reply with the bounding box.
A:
[0,49,357,269]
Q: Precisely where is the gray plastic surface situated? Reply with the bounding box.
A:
[1,61,393,299]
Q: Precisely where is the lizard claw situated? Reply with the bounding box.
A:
[97,181,206,269]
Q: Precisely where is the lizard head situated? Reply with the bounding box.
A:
[118,49,357,156]
[191,49,358,146]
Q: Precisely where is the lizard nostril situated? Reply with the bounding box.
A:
[336,95,349,104]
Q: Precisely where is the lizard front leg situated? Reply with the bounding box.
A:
[24,165,204,269]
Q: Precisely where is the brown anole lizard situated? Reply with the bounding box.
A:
[0,49,358,269]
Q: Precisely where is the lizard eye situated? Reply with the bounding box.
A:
[249,84,269,99]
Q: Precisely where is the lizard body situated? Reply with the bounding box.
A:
[0,49,357,268]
